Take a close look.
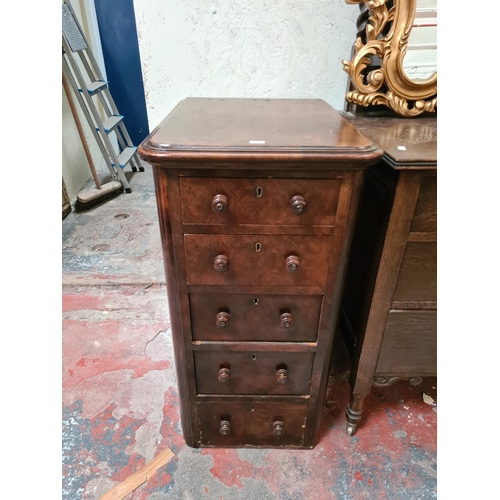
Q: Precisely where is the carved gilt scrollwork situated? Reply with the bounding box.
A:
[342,0,437,117]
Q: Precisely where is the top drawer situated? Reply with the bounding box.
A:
[179,178,341,227]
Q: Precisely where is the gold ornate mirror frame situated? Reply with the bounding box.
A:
[342,0,437,117]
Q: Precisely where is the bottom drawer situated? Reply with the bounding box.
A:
[197,401,307,447]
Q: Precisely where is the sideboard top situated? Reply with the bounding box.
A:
[138,98,383,167]
[340,114,437,170]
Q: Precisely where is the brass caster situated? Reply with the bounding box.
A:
[346,424,356,437]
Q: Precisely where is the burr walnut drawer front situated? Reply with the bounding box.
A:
[194,351,314,395]
[190,293,322,342]
[184,234,331,288]
[179,177,341,226]
[197,401,308,447]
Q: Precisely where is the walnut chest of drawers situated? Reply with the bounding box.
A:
[138,98,382,448]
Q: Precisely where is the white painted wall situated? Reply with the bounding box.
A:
[134,1,358,130]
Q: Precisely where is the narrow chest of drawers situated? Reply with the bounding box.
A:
[138,98,382,448]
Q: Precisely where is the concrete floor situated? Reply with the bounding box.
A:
[62,164,437,500]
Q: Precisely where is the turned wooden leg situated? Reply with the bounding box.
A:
[346,393,366,436]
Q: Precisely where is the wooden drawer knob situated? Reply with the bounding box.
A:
[218,367,230,383]
[285,255,300,272]
[276,368,289,384]
[214,255,229,272]
[280,312,293,329]
[216,311,230,328]
[273,420,284,436]
[219,420,231,435]
[289,195,306,215]
[212,194,228,213]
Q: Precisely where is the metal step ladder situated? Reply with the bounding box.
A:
[62,1,143,193]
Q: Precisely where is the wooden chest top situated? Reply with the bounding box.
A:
[138,98,382,166]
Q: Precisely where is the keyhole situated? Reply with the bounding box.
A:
[253,298,259,306]
[252,354,257,360]
[256,187,263,198]
[255,242,262,252]
[250,406,255,411]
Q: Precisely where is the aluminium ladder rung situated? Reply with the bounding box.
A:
[85,80,108,95]
[99,115,124,133]
[111,147,137,169]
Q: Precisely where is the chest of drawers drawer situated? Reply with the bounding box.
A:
[194,350,314,395]
[184,234,331,288]
[189,293,321,342]
[180,177,341,227]
[138,98,382,448]
[197,401,308,448]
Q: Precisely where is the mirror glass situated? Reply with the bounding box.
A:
[402,0,437,82]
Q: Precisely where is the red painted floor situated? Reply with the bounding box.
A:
[62,165,437,499]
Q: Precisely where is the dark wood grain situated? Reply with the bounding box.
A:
[152,168,197,446]
[192,342,316,352]
[338,116,437,436]
[179,177,341,227]
[340,163,398,356]
[140,99,382,448]
[190,293,322,342]
[305,170,365,445]
[351,171,423,396]
[138,98,382,165]
[194,351,314,395]
[376,310,437,375]
[184,234,332,288]
[340,115,437,168]
[197,401,307,447]
[410,175,437,233]
[392,242,437,304]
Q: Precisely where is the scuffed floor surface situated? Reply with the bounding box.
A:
[62,165,437,499]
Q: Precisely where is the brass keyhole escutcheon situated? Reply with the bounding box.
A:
[256,187,263,198]
[255,242,262,252]
[253,298,259,306]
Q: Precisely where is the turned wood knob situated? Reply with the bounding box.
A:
[214,255,229,272]
[285,255,300,272]
[289,195,306,215]
[276,368,289,384]
[219,420,231,435]
[280,312,293,329]
[212,194,228,213]
[273,421,284,436]
[216,312,230,328]
[218,367,230,383]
